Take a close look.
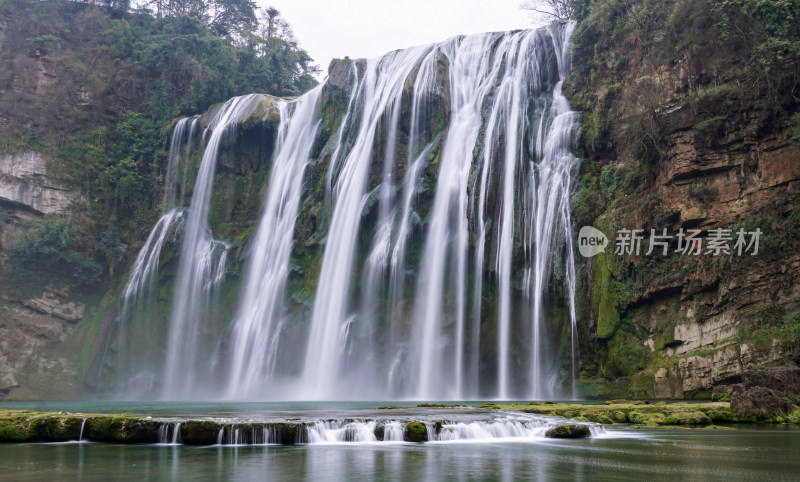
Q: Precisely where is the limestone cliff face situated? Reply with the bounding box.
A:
[613,97,800,397]
[0,288,84,400]
[565,0,800,399]
[0,152,86,400]
[0,152,82,214]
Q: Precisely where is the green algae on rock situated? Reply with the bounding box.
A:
[545,424,592,439]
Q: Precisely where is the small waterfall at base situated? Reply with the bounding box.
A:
[171,422,182,445]
[136,417,609,446]
[216,425,276,445]
[383,421,405,442]
[306,421,379,443]
[300,417,602,444]
[78,418,87,442]
[157,422,183,445]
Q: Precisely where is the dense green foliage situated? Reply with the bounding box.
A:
[0,0,318,290]
[567,0,799,164]
[712,0,800,70]
[8,215,103,292]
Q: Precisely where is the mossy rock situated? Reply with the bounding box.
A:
[612,410,627,423]
[0,413,85,442]
[712,391,732,402]
[38,415,83,441]
[0,418,30,441]
[404,421,428,443]
[545,424,591,439]
[374,424,385,440]
[596,414,614,424]
[592,252,620,340]
[268,422,307,445]
[629,411,665,425]
[182,420,220,445]
[85,416,160,443]
[698,405,735,423]
[663,411,712,425]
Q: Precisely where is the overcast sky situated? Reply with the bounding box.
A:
[257,0,543,79]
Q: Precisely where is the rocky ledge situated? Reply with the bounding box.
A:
[493,400,800,425]
[0,410,592,445]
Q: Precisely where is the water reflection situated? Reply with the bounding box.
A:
[3,430,800,481]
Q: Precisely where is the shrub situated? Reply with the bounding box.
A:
[688,183,719,203]
[694,115,728,139]
[8,215,102,293]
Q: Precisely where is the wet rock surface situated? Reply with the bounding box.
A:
[545,424,591,438]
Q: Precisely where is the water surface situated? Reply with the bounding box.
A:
[3,430,800,481]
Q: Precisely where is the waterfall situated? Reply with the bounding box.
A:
[409,32,509,400]
[300,45,436,399]
[383,421,405,441]
[171,422,182,444]
[78,418,87,442]
[106,21,581,401]
[163,116,198,210]
[94,116,196,397]
[224,88,322,398]
[306,420,379,443]
[162,94,263,398]
[121,208,184,306]
[525,22,579,399]
[216,425,273,445]
[120,116,197,310]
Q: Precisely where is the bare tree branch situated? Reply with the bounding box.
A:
[521,0,576,21]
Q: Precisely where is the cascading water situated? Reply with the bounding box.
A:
[121,116,198,310]
[163,116,199,210]
[306,421,379,443]
[78,418,87,442]
[525,21,579,399]
[224,88,323,398]
[295,22,578,400]
[299,45,436,399]
[409,33,498,400]
[162,94,263,399]
[93,116,196,396]
[102,21,581,401]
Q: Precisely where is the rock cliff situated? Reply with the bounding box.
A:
[566,0,800,399]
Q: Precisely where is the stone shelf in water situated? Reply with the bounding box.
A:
[0,410,601,445]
